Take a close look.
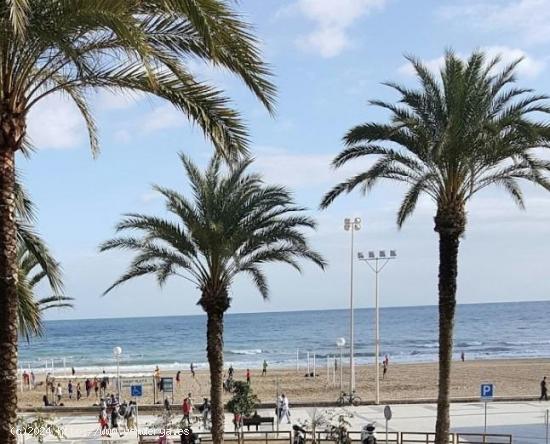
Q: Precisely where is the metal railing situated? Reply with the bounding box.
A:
[139,430,512,444]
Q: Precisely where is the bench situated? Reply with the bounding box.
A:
[242,416,274,431]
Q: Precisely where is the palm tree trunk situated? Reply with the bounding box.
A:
[0,145,19,444]
[207,309,225,444]
[434,225,461,444]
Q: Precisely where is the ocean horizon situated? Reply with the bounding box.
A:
[20,300,550,374]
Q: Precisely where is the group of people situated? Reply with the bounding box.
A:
[42,370,112,406]
[181,393,211,429]
[98,396,137,437]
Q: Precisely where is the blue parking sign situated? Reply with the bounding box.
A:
[480,383,494,401]
[131,385,143,397]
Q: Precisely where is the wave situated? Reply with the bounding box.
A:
[456,341,483,347]
[504,340,550,346]
[226,349,263,355]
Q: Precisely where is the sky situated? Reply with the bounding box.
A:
[23,0,550,320]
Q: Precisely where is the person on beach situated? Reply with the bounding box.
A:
[262,360,268,376]
[382,361,388,380]
[200,397,210,429]
[228,364,234,379]
[31,371,35,388]
[461,351,465,362]
[190,362,195,378]
[155,365,161,390]
[246,368,251,384]
[281,393,291,424]
[176,370,181,389]
[541,376,548,401]
[100,376,108,397]
[77,382,82,401]
[68,380,73,399]
[56,383,63,404]
[85,378,91,397]
[23,371,29,387]
[71,366,75,376]
[94,377,99,398]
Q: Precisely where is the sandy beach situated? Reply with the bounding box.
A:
[18,358,550,408]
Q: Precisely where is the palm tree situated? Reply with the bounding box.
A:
[101,155,326,443]
[17,242,73,341]
[0,1,274,437]
[321,50,550,443]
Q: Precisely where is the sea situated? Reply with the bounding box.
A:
[18,301,550,374]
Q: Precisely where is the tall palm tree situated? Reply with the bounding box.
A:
[17,242,73,341]
[0,1,274,437]
[321,50,550,443]
[101,155,326,443]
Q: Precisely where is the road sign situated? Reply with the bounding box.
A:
[121,377,153,388]
[161,377,173,391]
[131,385,142,397]
[384,405,392,421]
[480,383,494,401]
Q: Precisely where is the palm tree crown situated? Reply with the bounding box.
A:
[1,0,275,159]
[321,51,550,229]
[101,154,326,304]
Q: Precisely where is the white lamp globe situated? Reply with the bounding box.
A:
[336,337,346,347]
[113,346,122,357]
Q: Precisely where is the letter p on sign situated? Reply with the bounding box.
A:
[480,383,494,401]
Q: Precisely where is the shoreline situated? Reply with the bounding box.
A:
[18,357,550,409]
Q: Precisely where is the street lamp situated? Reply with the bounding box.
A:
[113,346,122,399]
[336,337,346,394]
[344,217,361,394]
[358,249,397,404]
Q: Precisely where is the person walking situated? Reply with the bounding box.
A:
[228,365,234,379]
[281,394,291,424]
[182,393,193,424]
[76,382,82,401]
[382,361,388,380]
[55,383,63,404]
[99,407,109,436]
[461,351,465,362]
[246,369,251,385]
[126,401,137,429]
[190,363,196,378]
[31,371,35,389]
[155,366,161,391]
[71,366,76,376]
[200,397,210,429]
[111,405,124,437]
[262,360,268,376]
[68,380,73,400]
[176,371,181,389]
[94,377,99,398]
[541,376,548,401]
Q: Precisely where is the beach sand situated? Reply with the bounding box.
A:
[18,358,550,408]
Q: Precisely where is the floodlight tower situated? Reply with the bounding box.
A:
[357,249,397,404]
[344,217,361,394]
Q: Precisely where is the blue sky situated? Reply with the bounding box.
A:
[23,0,550,320]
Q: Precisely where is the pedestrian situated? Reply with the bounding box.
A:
[85,378,91,397]
[228,365,234,379]
[68,380,73,399]
[281,393,291,424]
[182,393,193,424]
[71,366,75,376]
[262,360,268,376]
[176,370,181,389]
[155,365,161,390]
[382,361,388,380]
[94,378,99,398]
[190,362,195,378]
[100,376,107,397]
[126,401,136,429]
[23,371,29,387]
[541,376,548,401]
[246,368,251,384]
[30,371,35,388]
[461,351,465,362]
[77,382,82,401]
[99,407,109,436]
[56,383,63,404]
[201,397,210,429]
[111,405,124,437]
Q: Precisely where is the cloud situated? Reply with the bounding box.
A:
[398,46,545,78]
[96,90,145,110]
[27,94,86,150]
[113,129,131,144]
[142,104,185,133]
[285,0,386,57]
[253,146,372,189]
[439,0,550,45]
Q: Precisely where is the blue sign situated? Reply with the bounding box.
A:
[480,383,494,400]
[131,385,143,397]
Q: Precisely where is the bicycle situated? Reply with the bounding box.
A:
[336,390,361,406]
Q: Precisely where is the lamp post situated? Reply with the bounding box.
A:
[344,217,361,394]
[358,249,397,404]
[336,337,346,394]
[113,346,122,399]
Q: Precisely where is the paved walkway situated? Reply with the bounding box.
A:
[16,401,550,443]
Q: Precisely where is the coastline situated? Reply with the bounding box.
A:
[19,357,550,408]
